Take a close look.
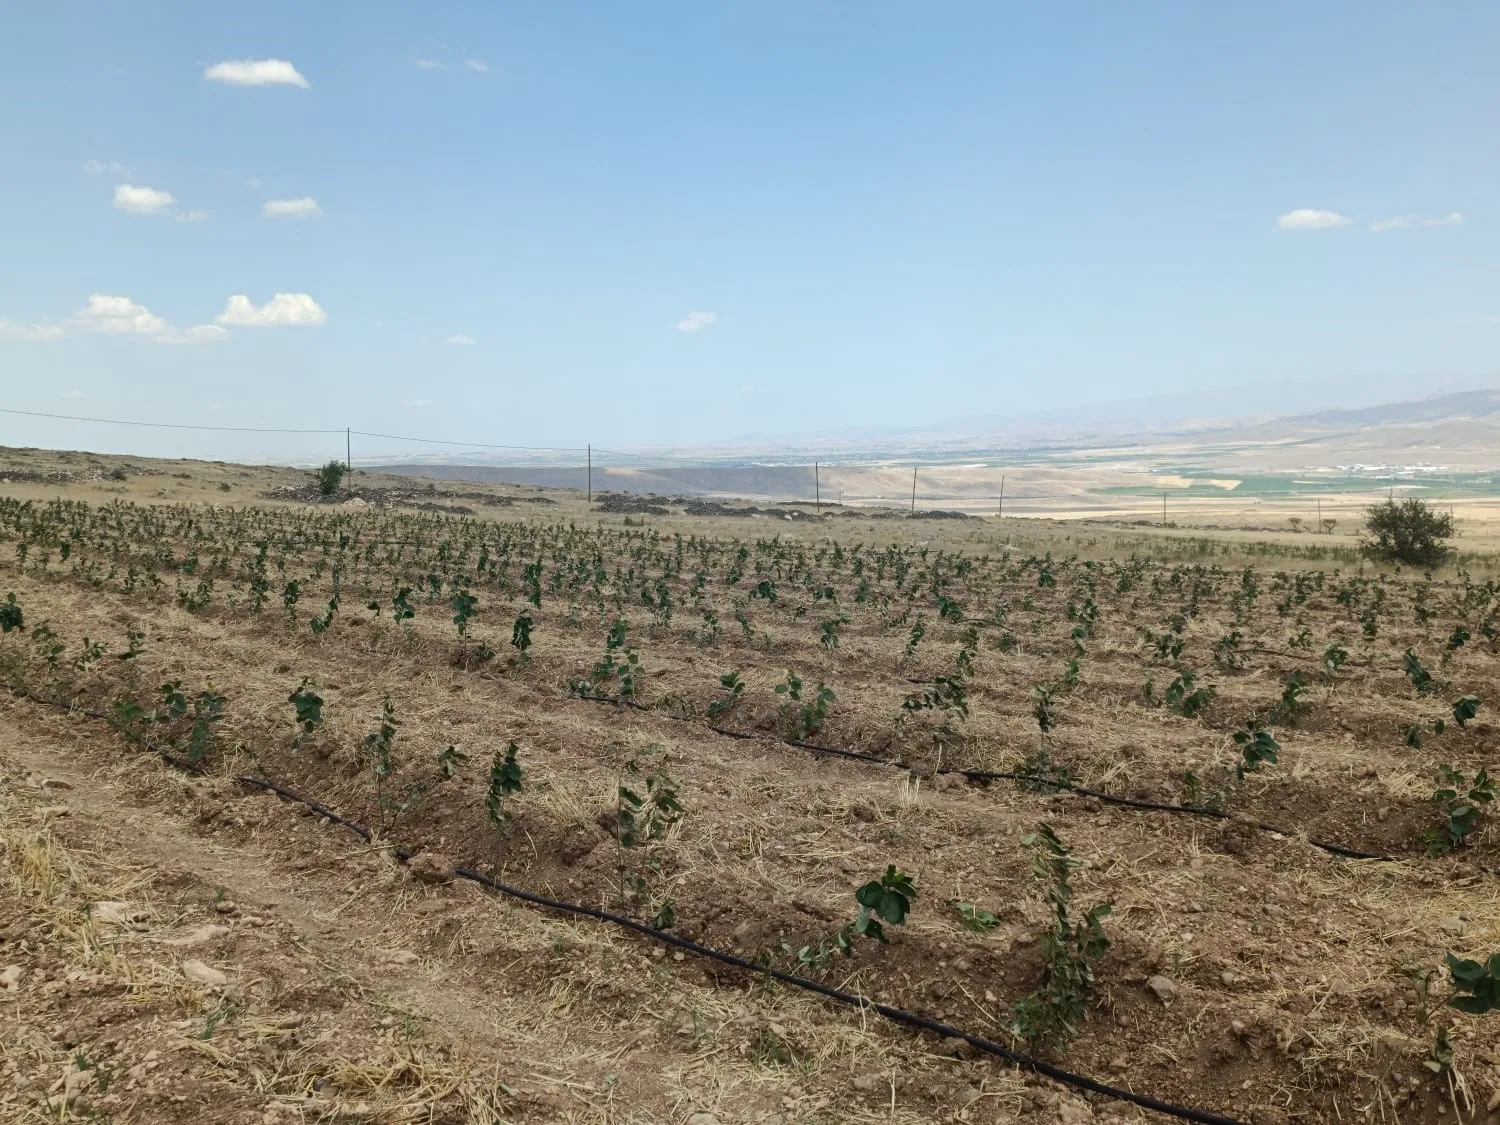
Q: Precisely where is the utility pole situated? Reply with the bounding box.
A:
[1162,490,1167,527]
[814,462,820,511]
[998,474,1005,519]
[346,427,351,474]
[587,444,592,504]
[911,466,917,513]
[1317,497,1322,533]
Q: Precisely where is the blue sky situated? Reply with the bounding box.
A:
[2,2,1497,462]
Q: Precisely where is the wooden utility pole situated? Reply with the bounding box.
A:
[587,444,592,503]
[346,428,351,474]
[998,474,1005,519]
[814,462,820,511]
[911,466,917,513]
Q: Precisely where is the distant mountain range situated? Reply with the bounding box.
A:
[370,387,1500,473]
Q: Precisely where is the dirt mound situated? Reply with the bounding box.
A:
[593,492,670,515]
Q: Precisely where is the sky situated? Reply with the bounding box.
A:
[2,1,1498,463]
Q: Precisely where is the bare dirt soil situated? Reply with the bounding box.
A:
[2,449,1499,1125]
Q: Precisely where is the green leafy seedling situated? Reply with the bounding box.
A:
[853,865,917,944]
[288,678,324,735]
[485,742,524,829]
[1452,694,1481,728]
[1445,950,1500,1015]
[955,903,999,932]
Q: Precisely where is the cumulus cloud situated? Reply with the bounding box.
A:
[0,319,65,342]
[413,57,447,70]
[70,295,224,343]
[113,184,176,215]
[446,333,476,345]
[261,197,323,219]
[1275,209,1352,231]
[175,210,212,223]
[74,294,170,336]
[464,59,489,72]
[677,311,718,333]
[204,59,309,88]
[215,293,327,327]
[1370,211,1464,232]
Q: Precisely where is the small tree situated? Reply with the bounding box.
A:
[1363,498,1452,568]
[315,460,349,497]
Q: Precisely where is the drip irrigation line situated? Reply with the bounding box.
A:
[573,694,1396,862]
[232,773,1247,1125]
[1,684,205,775]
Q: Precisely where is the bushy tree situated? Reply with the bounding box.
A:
[1363,497,1452,567]
[315,460,349,496]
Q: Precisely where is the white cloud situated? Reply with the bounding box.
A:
[464,59,489,72]
[446,333,476,345]
[83,160,129,177]
[0,319,65,342]
[75,294,170,336]
[413,57,447,71]
[60,389,91,399]
[113,184,176,215]
[175,209,212,223]
[1275,208,1352,231]
[677,311,718,333]
[262,197,323,219]
[204,59,309,88]
[215,293,327,327]
[70,294,224,343]
[1370,211,1464,233]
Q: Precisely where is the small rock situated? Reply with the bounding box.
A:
[214,900,238,915]
[38,805,71,817]
[1221,971,1239,987]
[733,919,771,949]
[1487,1089,1500,1113]
[407,853,455,885]
[1231,1019,1248,1038]
[1146,975,1179,1002]
[852,1073,881,1093]
[686,1115,722,1125]
[1377,806,1391,823]
[1439,916,1465,936]
[182,959,228,988]
[383,950,419,965]
[1,964,23,991]
[40,778,73,791]
[160,924,230,949]
[1108,1056,1128,1071]
[92,901,144,926]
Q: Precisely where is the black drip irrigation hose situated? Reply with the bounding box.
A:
[233,773,1248,1125]
[574,694,1397,862]
[2,684,207,776]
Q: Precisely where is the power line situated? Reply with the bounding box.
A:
[0,406,342,435]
